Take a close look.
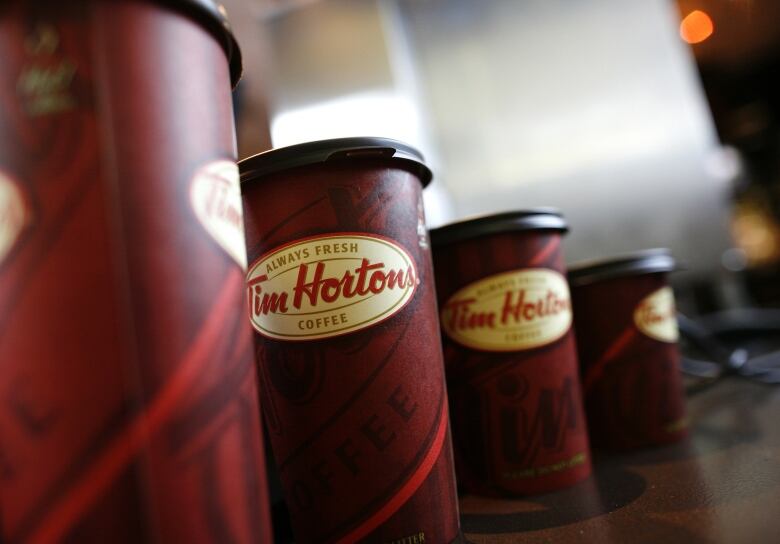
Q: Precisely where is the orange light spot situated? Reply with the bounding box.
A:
[680,10,714,44]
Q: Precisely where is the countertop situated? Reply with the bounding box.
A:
[460,377,780,543]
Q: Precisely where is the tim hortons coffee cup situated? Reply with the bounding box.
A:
[568,249,688,450]
[0,2,273,542]
[430,210,592,497]
[240,137,462,544]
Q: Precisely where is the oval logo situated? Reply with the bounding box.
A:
[441,268,572,352]
[190,160,247,269]
[634,286,679,343]
[0,171,29,266]
[246,233,419,341]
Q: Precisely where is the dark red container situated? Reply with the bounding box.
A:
[0,2,272,542]
[430,211,592,497]
[569,249,688,450]
[240,137,462,544]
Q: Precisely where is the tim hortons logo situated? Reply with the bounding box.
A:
[190,160,248,269]
[633,286,679,343]
[246,233,419,341]
[0,171,28,265]
[441,268,572,352]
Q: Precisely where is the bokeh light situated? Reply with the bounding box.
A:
[680,10,714,44]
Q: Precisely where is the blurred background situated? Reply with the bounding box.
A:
[222,0,780,314]
[216,2,780,538]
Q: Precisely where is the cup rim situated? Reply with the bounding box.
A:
[429,209,568,247]
[238,136,433,187]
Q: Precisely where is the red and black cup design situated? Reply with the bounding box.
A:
[240,138,462,544]
[430,210,592,497]
[0,2,273,542]
[569,249,688,450]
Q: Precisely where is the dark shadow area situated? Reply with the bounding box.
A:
[461,466,646,534]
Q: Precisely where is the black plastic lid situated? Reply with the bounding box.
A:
[239,137,434,186]
[429,209,568,247]
[568,248,676,287]
[167,0,242,87]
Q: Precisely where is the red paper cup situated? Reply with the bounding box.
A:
[569,249,689,450]
[240,137,462,544]
[430,210,592,497]
[0,2,272,542]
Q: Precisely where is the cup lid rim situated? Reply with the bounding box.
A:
[238,136,433,186]
[429,209,568,247]
[171,0,242,87]
[568,248,677,286]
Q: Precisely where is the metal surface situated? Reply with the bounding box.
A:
[399,0,732,278]
[255,0,733,278]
